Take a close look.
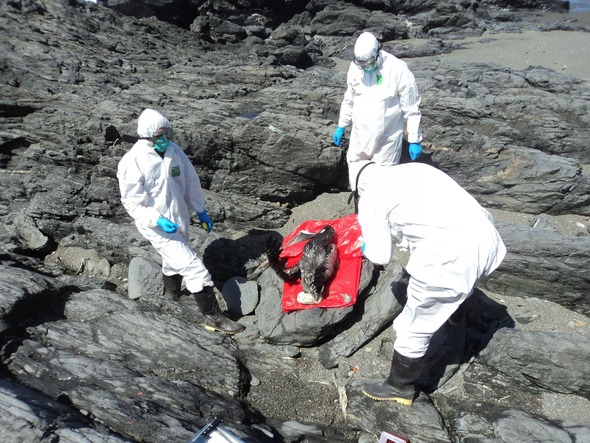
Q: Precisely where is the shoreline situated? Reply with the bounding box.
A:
[409,11,590,81]
[410,29,590,81]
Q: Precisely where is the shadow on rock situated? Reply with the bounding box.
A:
[203,229,273,284]
[418,288,514,393]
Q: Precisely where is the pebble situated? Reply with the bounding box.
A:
[568,319,587,329]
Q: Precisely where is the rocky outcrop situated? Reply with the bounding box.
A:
[1,0,589,441]
[484,222,590,314]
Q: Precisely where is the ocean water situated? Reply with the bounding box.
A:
[570,0,590,12]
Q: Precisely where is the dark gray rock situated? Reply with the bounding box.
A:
[5,287,278,441]
[484,222,590,315]
[0,261,66,334]
[478,328,590,397]
[435,354,590,442]
[1,0,589,441]
[4,212,51,254]
[256,267,355,346]
[346,384,450,443]
[424,1,482,37]
[0,378,132,442]
[127,256,162,300]
[222,276,259,316]
[452,406,586,442]
[317,260,402,369]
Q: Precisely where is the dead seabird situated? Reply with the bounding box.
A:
[265,225,339,305]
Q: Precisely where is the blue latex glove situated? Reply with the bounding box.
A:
[198,210,213,233]
[409,143,422,161]
[361,243,366,254]
[333,126,346,147]
[157,216,178,233]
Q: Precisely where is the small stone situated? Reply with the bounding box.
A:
[222,276,259,316]
[358,433,374,443]
[283,346,300,358]
[568,319,587,329]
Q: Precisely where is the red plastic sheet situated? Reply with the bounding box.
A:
[280,213,364,312]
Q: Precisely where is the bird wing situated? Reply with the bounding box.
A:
[284,230,318,247]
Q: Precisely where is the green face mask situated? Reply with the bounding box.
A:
[153,134,170,153]
[354,54,378,74]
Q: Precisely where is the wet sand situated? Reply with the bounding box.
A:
[411,12,590,81]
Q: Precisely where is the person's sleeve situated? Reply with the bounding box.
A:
[358,197,393,265]
[117,157,160,227]
[337,69,355,129]
[181,150,206,215]
[398,66,423,144]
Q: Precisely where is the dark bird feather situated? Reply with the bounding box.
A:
[265,225,339,304]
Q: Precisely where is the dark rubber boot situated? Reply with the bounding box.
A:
[362,350,425,405]
[163,274,183,299]
[448,302,466,326]
[193,286,245,335]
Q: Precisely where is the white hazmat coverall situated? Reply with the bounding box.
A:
[337,50,422,180]
[354,161,506,359]
[117,109,213,293]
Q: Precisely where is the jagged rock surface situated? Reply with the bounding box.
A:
[1,0,589,442]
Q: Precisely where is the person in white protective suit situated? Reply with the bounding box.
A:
[117,108,244,334]
[333,32,423,188]
[350,160,506,405]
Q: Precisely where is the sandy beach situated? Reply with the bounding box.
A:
[412,11,590,81]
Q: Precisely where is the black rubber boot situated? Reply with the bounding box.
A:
[448,302,466,326]
[193,286,245,335]
[163,274,183,299]
[362,350,425,405]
